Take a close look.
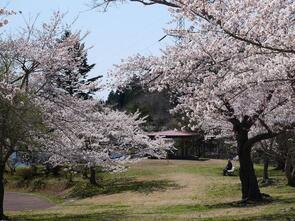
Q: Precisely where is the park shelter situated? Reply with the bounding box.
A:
[147,130,201,159]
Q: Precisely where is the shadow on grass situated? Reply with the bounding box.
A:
[11,211,127,221]
[11,212,295,221]
[10,196,295,221]
[195,158,210,161]
[154,196,295,217]
[171,158,210,161]
[156,200,273,215]
[235,211,295,221]
[204,201,266,210]
[101,177,179,194]
[68,177,180,198]
[272,196,295,204]
[205,195,295,210]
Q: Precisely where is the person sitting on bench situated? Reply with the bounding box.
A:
[223,159,234,176]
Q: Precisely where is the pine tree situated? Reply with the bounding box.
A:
[57,30,99,99]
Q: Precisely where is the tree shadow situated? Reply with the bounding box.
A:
[205,199,272,210]
[169,158,210,161]
[194,158,210,161]
[236,212,295,221]
[204,196,295,210]
[11,211,128,221]
[68,177,180,198]
[272,196,295,204]
[100,177,180,194]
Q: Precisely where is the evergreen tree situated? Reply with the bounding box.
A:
[106,77,178,131]
[57,30,99,99]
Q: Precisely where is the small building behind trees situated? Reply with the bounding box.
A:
[147,130,202,159]
[148,130,233,160]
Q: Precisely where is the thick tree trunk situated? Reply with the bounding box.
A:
[237,131,262,201]
[285,152,295,187]
[82,168,88,179]
[263,157,269,183]
[0,166,7,220]
[89,167,97,185]
[275,158,286,171]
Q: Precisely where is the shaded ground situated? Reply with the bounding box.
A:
[4,192,54,211]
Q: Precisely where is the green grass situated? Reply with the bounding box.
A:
[6,159,295,221]
[207,183,241,198]
[68,178,179,198]
[157,204,210,214]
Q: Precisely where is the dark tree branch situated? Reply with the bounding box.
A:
[246,132,278,148]
[258,118,273,134]
[92,0,180,10]
[197,8,295,54]
[130,0,180,7]
[250,91,274,126]
[222,28,295,54]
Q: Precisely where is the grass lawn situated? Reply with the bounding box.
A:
[7,159,295,221]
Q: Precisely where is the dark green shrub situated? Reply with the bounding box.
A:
[15,167,35,181]
[31,178,46,191]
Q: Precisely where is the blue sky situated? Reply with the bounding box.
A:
[2,0,172,99]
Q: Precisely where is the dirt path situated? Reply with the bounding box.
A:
[4,192,54,211]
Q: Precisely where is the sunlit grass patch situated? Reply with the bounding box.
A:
[207,183,241,198]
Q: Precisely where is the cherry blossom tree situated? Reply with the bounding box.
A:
[45,99,172,185]
[44,29,172,185]
[0,11,86,219]
[0,11,173,219]
[106,1,295,201]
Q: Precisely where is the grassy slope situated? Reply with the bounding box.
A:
[8,159,295,221]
